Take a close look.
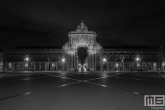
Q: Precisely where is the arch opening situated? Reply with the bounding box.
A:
[77,47,88,65]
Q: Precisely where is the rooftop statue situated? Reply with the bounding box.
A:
[76,21,88,32]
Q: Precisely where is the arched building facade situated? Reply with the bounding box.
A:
[3,22,165,72]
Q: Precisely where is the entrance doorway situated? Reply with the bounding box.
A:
[77,47,88,72]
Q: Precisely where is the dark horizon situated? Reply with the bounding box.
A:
[0,0,164,49]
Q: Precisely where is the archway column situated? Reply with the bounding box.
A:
[88,50,96,71]
[69,51,76,71]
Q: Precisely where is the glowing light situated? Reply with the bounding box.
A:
[62,58,65,62]
[162,62,165,66]
[103,58,106,62]
[26,57,29,61]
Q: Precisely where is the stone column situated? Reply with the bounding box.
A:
[70,54,73,71]
[75,51,77,69]
[70,52,75,71]
[93,55,94,68]
[3,52,7,72]
[100,55,103,71]
[39,63,41,70]
[91,54,93,70]
[73,54,75,69]
[93,54,94,69]
[88,51,91,70]
[91,54,93,69]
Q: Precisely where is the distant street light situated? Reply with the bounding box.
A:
[103,58,106,62]
[136,55,141,71]
[103,58,106,72]
[62,58,65,62]
[24,55,30,71]
[62,58,65,72]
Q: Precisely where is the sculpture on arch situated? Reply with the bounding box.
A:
[63,21,102,51]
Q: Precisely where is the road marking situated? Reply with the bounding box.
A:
[113,76,165,83]
[0,72,7,79]
[57,76,82,82]
[24,92,31,95]
[158,72,165,79]
[85,81,145,95]
[57,81,82,87]
[0,75,54,82]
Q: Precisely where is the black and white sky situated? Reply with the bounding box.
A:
[0,0,164,49]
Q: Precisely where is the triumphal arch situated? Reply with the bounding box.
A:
[63,21,102,71]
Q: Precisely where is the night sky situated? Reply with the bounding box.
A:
[0,0,164,49]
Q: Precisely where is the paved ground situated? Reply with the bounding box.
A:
[0,71,165,110]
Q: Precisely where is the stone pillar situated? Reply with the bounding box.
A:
[73,54,75,69]
[93,54,94,69]
[107,62,109,71]
[93,54,95,71]
[89,53,96,71]
[94,53,97,71]
[3,52,7,72]
[39,63,41,70]
[158,51,162,71]
[70,52,75,71]
[90,54,93,71]
[88,51,91,71]
[100,55,103,71]
[91,54,93,71]
[75,51,77,69]
[70,54,73,71]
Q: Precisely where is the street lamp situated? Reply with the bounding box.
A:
[162,62,165,72]
[48,58,50,71]
[24,55,29,71]
[62,58,65,72]
[103,58,106,72]
[121,58,124,71]
[136,55,141,71]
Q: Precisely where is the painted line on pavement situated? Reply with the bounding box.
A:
[158,72,165,79]
[0,72,8,79]
[55,76,82,82]
[85,81,145,95]
[84,74,117,82]
[0,80,81,101]
[0,75,56,82]
[113,76,165,83]
[56,81,82,87]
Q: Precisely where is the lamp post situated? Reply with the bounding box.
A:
[116,63,119,71]
[136,55,141,71]
[62,58,65,72]
[162,62,165,72]
[24,55,29,71]
[121,59,124,71]
[48,58,50,71]
[103,58,106,72]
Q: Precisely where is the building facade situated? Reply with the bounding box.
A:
[3,22,164,72]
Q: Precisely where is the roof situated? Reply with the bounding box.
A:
[102,46,157,49]
[13,46,62,49]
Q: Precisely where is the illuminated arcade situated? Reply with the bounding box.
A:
[3,21,164,72]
